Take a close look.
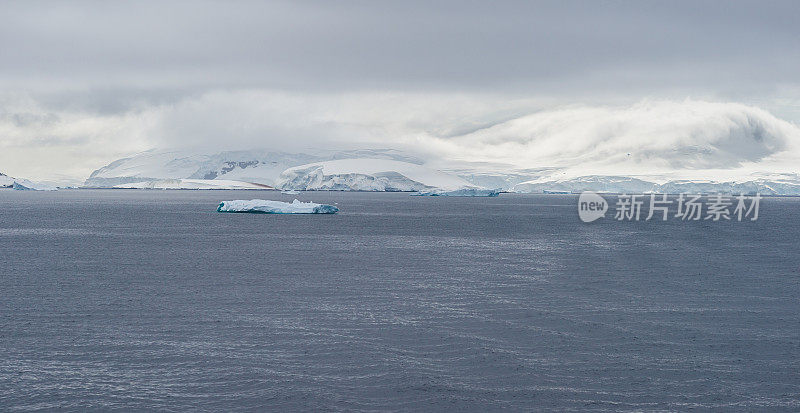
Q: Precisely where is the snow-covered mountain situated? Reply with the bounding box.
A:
[84,149,428,189]
[278,159,476,191]
[84,149,479,191]
[0,172,58,190]
[85,144,800,194]
[0,172,13,188]
[654,177,800,195]
[114,179,273,190]
[510,174,800,195]
[513,176,657,194]
[85,150,318,187]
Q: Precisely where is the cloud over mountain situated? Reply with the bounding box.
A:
[429,100,800,176]
[2,91,799,182]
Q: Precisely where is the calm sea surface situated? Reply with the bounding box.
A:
[1,190,799,411]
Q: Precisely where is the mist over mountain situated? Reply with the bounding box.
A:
[434,100,799,175]
[76,98,800,193]
[82,99,800,194]
[2,1,800,185]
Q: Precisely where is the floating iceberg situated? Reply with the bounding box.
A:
[281,189,300,195]
[413,188,500,197]
[217,199,338,214]
[12,179,58,191]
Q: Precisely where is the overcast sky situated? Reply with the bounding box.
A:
[1,0,799,181]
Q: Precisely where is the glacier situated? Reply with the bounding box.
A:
[114,179,273,190]
[84,149,424,188]
[85,150,489,192]
[0,172,13,188]
[512,176,657,194]
[509,174,800,195]
[12,178,58,191]
[217,199,338,214]
[413,188,501,197]
[81,104,800,197]
[277,158,478,192]
[1,173,57,191]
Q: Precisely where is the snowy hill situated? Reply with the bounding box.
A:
[84,149,425,188]
[85,151,211,187]
[85,149,476,192]
[114,179,273,190]
[0,172,58,190]
[0,172,13,188]
[511,174,800,195]
[278,159,477,191]
[513,176,657,194]
[85,150,317,187]
[84,132,800,195]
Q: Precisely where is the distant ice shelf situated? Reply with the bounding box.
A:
[217,199,339,214]
[412,188,501,197]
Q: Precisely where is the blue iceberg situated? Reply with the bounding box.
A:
[217,199,338,214]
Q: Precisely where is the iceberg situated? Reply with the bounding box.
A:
[281,189,300,195]
[217,199,339,214]
[413,188,500,197]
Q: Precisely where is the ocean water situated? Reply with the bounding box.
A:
[1,190,799,411]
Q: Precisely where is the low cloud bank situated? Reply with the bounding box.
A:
[1,91,799,182]
[429,100,800,176]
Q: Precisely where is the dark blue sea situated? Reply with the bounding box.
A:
[1,190,799,411]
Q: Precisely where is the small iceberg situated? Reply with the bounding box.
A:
[12,179,58,191]
[281,189,300,195]
[413,188,500,197]
[217,199,338,214]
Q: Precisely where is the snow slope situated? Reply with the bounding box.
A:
[83,101,800,196]
[85,151,211,187]
[84,149,424,188]
[12,178,58,191]
[114,179,273,190]
[278,159,477,191]
[1,173,58,190]
[0,172,13,188]
[511,174,800,195]
[413,188,500,197]
[513,176,657,194]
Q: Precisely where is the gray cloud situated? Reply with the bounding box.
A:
[1,0,798,97]
[1,1,799,181]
